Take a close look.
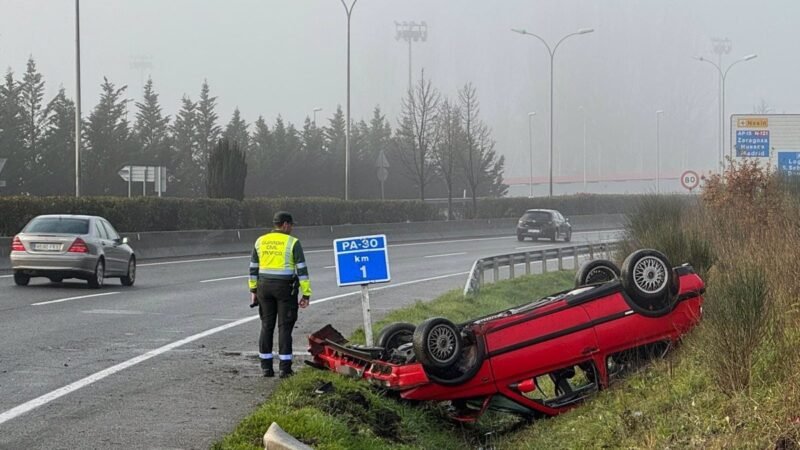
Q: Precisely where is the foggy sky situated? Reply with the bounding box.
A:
[2,0,798,192]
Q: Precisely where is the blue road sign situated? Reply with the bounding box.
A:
[333,234,391,287]
[778,151,800,177]
[735,130,770,157]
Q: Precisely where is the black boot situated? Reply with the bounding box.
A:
[279,361,293,379]
[260,359,274,377]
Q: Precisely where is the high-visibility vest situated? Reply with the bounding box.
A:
[249,231,311,297]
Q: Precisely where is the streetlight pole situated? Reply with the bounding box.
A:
[395,21,428,93]
[340,0,357,201]
[512,27,594,197]
[656,110,664,194]
[695,53,757,172]
[312,107,322,125]
[527,112,536,197]
[579,106,587,192]
[74,0,82,197]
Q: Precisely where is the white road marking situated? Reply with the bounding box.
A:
[424,252,467,259]
[0,269,471,425]
[0,274,12,279]
[31,292,120,306]
[138,255,248,267]
[200,275,247,283]
[323,265,335,269]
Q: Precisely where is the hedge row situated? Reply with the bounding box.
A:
[0,194,653,235]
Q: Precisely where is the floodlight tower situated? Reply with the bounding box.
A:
[394,21,428,93]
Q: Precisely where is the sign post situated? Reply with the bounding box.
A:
[118,165,167,197]
[0,158,6,188]
[333,234,391,345]
[680,170,700,193]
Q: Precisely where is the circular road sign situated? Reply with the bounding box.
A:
[681,170,700,191]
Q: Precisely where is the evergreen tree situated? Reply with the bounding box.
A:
[170,96,202,197]
[207,138,247,201]
[82,77,132,195]
[195,80,221,189]
[0,70,25,194]
[134,77,171,169]
[298,116,326,196]
[30,87,75,195]
[325,105,347,197]
[224,107,249,152]
[246,115,270,196]
[19,57,48,191]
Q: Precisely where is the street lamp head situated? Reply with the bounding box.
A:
[577,28,594,34]
[511,28,527,35]
[743,54,758,61]
[528,111,536,117]
[656,110,664,114]
[313,107,323,112]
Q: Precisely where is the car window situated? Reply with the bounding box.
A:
[25,218,90,234]
[101,220,120,240]
[94,221,108,239]
[521,211,552,221]
[555,212,564,221]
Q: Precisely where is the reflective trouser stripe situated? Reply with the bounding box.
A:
[259,353,273,360]
[278,354,292,361]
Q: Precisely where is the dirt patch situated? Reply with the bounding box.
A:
[313,380,405,443]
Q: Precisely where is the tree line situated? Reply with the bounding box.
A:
[0,57,506,206]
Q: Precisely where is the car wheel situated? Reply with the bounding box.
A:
[575,259,620,287]
[517,234,524,242]
[413,317,462,370]
[621,249,676,315]
[88,259,105,289]
[13,272,30,286]
[564,229,572,242]
[121,257,136,287]
[424,331,486,386]
[377,322,415,352]
[550,230,557,242]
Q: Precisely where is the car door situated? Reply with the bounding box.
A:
[99,219,126,275]
[555,212,568,236]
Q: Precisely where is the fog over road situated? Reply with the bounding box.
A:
[0,229,619,449]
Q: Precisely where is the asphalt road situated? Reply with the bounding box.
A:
[0,229,621,450]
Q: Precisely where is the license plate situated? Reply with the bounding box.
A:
[33,243,62,251]
[528,229,540,234]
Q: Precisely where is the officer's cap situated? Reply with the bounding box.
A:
[273,211,294,225]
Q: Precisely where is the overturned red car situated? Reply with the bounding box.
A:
[308,249,705,421]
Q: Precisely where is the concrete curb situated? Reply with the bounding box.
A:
[0,214,625,271]
[263,422,313,450]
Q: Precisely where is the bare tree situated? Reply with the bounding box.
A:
[458,82,506,218]
[395,69,440,200]
[432,98,463,220]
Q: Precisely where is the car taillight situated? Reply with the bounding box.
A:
[11,236,25,252]
[67,238,89,253]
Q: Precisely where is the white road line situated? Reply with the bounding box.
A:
[138,255,249,267]
[0,274,12,279]
[31,292,120,306]
[200,275,248,283]
[0,269,470,425]
[323,265,336,269]
[424,252,467,259]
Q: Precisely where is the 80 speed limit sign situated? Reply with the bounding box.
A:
[681,170,700,191]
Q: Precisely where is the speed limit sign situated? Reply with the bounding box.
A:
[681,170,700,191]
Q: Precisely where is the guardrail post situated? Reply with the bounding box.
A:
[493,257,500,282]
[572,246,578,269]
[558,248,563,271]
[479,261,484,286]
[541,251,548,273]
[509,255,515,279]
[525,252,531,275]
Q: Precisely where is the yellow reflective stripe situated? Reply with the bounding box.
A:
[259,269,294,276]
[284,236,296,271]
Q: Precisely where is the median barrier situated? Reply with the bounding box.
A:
[0,214,624,270]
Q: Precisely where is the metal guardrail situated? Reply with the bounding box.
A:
[463,241,621,296]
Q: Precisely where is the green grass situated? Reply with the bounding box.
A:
[213,271,575,450]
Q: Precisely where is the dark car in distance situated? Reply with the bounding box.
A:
[516,209,572,242]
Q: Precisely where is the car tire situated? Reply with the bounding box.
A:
[377,322,415,352]
[517,234,524,242]
[424,331,486,386]
[621,250,676,315]
[413,317,463,370]
[550,230,557,242]
[13,272,30,286]
[575,259,620,287]
[88,258,105,289]
[121,257,136,287]
[564,229,572,242]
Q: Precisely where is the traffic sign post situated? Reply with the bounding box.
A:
[0,158,6,188]
[118,165,167,197]
[681,170,700,193]
[333,234,391,345]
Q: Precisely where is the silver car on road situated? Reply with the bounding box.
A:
[10,215,136,288]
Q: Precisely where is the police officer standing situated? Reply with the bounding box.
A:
[249,211,311,378]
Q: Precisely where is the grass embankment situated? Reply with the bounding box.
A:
[213,272,575,450]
